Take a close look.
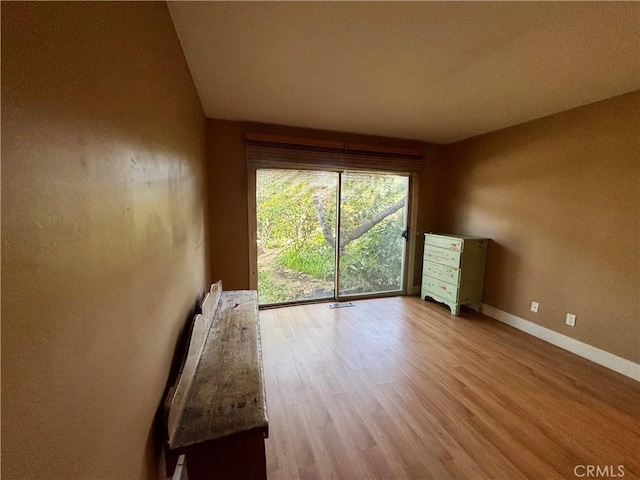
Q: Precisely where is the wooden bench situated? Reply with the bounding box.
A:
[164,281,268,480]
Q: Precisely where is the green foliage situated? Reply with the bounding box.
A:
[276,244,334,280]
[338,172,406,293]
[257,169,408,301]
[257,270,293,305]
[340,209,404,293]
[257,171,335,250]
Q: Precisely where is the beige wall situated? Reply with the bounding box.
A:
[440,92,640,363]
[415,145,447,286]
[1,3,209,479]
[207,119,440,291]
[208,120,251,290]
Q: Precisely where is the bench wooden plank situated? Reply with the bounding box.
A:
[165,282,223,444]
[169,290,267,450]
[200,281,222,320]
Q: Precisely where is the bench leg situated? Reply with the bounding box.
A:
[183,429,267,480]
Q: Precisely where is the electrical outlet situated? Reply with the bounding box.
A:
[566,313,576,327]
[530,301,539,313]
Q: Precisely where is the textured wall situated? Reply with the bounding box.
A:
[440,92,640,362]
[1,2,209,479]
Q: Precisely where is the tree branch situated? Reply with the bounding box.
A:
[340,197,406,247]
[312,193,406,250]
[312,194,335,249]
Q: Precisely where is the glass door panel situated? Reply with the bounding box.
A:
[256,169,338,305]
[338,172,409,297]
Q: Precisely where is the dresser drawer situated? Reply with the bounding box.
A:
[423,245,462,268]
[422,276,459,303]
[425,234,463,252]
[423,262,460,285]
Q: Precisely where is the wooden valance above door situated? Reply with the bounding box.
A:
[244,132,423,174]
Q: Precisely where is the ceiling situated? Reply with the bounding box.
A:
[168,2,639,144]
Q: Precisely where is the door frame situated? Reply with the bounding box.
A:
[247,168,419,305]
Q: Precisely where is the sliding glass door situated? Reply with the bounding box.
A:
[338,172,409,297]
[256,169,409,305]
[256,169,337,304]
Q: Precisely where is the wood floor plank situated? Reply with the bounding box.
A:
[260,297,640,479]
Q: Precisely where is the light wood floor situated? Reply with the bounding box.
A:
[259,297,639,480]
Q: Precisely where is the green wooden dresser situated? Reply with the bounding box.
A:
[421,233,489,315]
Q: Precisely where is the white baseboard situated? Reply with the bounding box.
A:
[408,285,421,296]
[481,303,640,382]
